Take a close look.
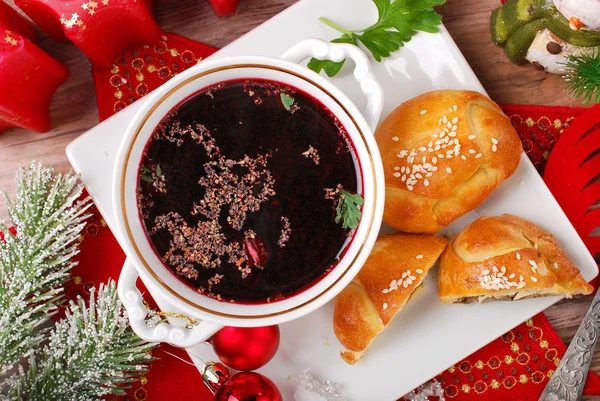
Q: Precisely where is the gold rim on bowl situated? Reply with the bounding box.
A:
[119,64,379,319]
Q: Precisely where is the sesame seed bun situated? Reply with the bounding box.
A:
[333,233,448,364]
[375,90,522,234]
[438,214,593,303]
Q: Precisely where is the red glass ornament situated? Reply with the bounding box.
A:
[215,371,283,401]
[15,0,161,67]
[201,361,282,401]
[211,326,280,371]
[0,1,68,133]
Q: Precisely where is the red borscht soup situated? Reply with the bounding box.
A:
[137,79,362,303]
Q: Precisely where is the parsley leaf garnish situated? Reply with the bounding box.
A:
[140,165,155,183]
[280,93,295,110]
[309,0,445,77]
[335,189,364,230]
[307,58,346,77]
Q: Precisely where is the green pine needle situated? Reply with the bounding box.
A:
[0,162,91,374]
[5,281,156,401]
[564,51,600,104]
[0,164,155,400]
[309,0,446,77]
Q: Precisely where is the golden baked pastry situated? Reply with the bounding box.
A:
[438,214,593,303]
[333,233,448,364]
[375,90,522,234]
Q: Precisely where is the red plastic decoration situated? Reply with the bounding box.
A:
[15,0,161,67]
[207,0,240,16]
[215,371,283,401]
[543,104,600,287]
[0,2,68,133]
[0,1,37,42]
[211,326,280,371]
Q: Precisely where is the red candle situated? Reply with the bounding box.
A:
[0,2,68,133]
[15,0,161,67]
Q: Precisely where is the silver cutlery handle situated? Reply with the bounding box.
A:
[539,289,600,401]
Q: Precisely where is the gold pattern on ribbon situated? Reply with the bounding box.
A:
[444,318,562,398]
[514,115,574,132]
[132,374,148,400]
[108,39,203,114]
[474,380,487,394]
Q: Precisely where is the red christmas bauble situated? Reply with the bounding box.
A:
[211,326,280,371]
[215,371,282,401]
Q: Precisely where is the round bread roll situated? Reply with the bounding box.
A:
[375,90,522,234]
[438,214,593,303]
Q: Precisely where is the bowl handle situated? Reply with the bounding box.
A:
[118,259,223,348]
[281,38,384,132]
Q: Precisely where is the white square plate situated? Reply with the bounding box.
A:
[66,0,598,399]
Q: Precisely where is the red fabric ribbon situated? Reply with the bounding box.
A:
[430,313,600,400]
[92,32,217,122]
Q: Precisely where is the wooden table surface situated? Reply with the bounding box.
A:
[1,0,597,398]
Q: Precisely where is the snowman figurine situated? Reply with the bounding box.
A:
[492,0,600,73]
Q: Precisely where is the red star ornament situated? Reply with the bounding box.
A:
[0,1,68,133]
[0,1,37,42]
[15,0,160,67]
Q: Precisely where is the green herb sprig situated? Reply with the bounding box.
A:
[309,0,446,77]
[564,51,600,104]
[140,164,160,183]
[280,93,295,110]
[335,189,364,230]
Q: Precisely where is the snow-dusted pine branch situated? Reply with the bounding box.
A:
[5,280,155,401]
[0,162,91,373]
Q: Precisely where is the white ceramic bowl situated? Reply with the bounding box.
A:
[114,39,385,348]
